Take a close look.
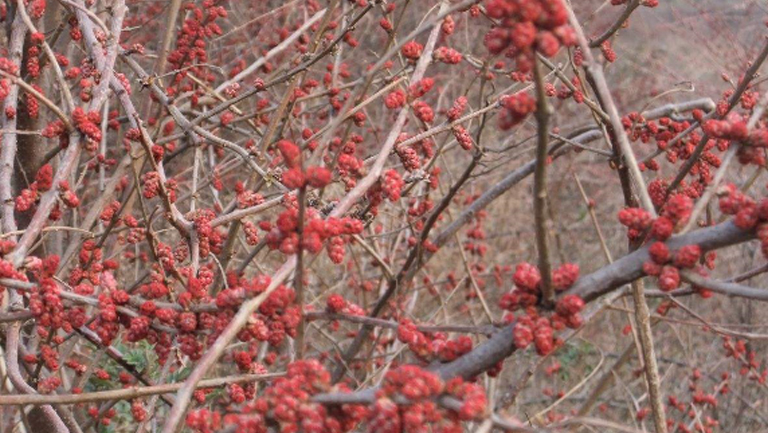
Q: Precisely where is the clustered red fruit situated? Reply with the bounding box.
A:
[379,17,393,32]
[369,365,487,433]
[381,169,404,201]
[618,194,692,243]
[366,169,405,213]
[500,262,579,309]
[722,336,767,385]
[442,15,455,35]
[498,92,536,130]
[719,184,768,270]
[189,360,368,433]
[324,293,364,318]
[625,81,768,208]
[384,89,406,110]
[401,40,423,61]
[185,409,222,433]
[498,262,583,356]
[58,181,80,208]
[265,197,363,263]
[446,96,469,122]
[215,276,301,350]
[131,400,147,422]
[235,181,265,209]
[624,112,727,199]
[412,100,435,123]
[166,1,228,105]
[412,79,434,99]
[140,171,178,203]
[15,164,55,213]
[190,209,225,258]
[277,140,332,190]
[434,46,463,64]
[453,125,475,151]
[327,133,366,190]
[617,196,708,293]
[395,139,422,172]
[703,116,748,142]
[72,107,102,144]
[483,0,576,73]
[600,40,616,63]
[397,318,473,362]
[27,0,47,19]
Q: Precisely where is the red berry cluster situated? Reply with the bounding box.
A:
[325,293,364,316]
[499,262,579,310]
[395,138,422,172]
[434,46,463,65]
[499,262,583,355]
[235,181,264,209]
[623,110,731,198]
[447,96,469,122]
[265,199,363,263]
[718,184,768,269]
[140,171,178,203]
[186,409,222,433]
[397,318,473,363]
[483,0,576,72]
[214,277,301,347]
[226,360,367,433]
[453,125,475,151]
[366,169,404,213]
[722,336,767,385]
[703,116,768,166]
[412,100,435,124]
[57,181,80,208]
[498,92,536,130]
[25,0,46,19]
[166,1,227,104]
[191,209,225,258]
[401,40,423,61]
[29,276,84,337]
[703,116,748,141]
[600,40,616,63]
[618,193,692,242]
[15,164,54,213]
[72,107,102,144]
[0,78,9,102]
[617,196,706,292]
[385,89,406,110]
[277,140,332,190]
[369,365,487,433]
[329,134,366,190]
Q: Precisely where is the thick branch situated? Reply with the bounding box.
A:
[313,220,757,405]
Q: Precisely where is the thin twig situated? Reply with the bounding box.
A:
[532,57,554,306]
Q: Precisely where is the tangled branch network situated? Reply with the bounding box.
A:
[0,0,767,432]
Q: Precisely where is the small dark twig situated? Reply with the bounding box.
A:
[589,0,642,48]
